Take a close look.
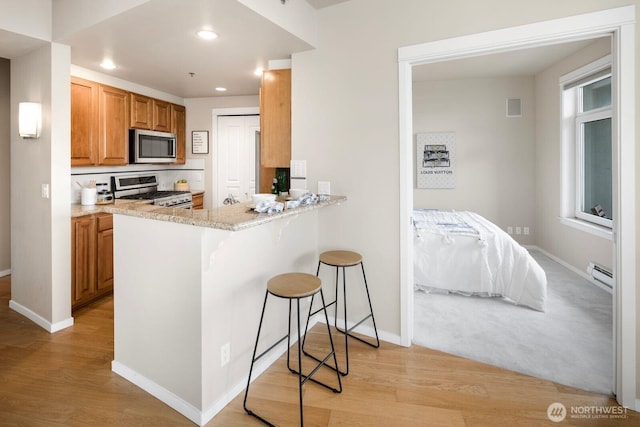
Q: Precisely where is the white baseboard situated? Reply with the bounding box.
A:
[315,313,401,346]
[0,269,10,277]
[112,361,206,426]
[112,318,316,426]
[9,300,74,332]
[526,246,612,294]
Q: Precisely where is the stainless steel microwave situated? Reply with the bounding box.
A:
[129,129,177,164]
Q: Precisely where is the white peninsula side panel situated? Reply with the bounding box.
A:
[111,211,319,425]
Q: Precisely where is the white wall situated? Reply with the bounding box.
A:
[412,76,536,245]
[10,42,72,330]
[0,58,10,274]
[536,38,613,271]
[291,0,638,342]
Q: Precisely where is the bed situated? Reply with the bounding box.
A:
[413,209,547,311]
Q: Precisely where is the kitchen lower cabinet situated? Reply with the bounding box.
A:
[192,192,204,209]
[71,213,113,311]
[96,214,114,293]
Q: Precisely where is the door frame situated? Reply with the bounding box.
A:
[397,6,636,409]
[211,107,259,207]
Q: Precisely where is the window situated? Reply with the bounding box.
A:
[561,57,613,232]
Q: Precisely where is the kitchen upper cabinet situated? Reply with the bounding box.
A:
[98,85,130,165]
[260,69,291,168]
[71,213,114,311]
[171,104,186,165]
[153,99,172,132]
[71,78,129,166]
[71,77,99,166]
[130,92,152,129]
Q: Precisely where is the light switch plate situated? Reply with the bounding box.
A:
[317,181,330,195]
[41,184,50,199]
[290,160,307,178]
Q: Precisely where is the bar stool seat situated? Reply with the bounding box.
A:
[304,250,379,376]
[243,272,342,426]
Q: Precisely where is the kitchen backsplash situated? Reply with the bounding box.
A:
[70,159,205,204]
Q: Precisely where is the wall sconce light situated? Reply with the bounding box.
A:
[19,102,42,139]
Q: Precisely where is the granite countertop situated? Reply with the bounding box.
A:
[71,196,346,231]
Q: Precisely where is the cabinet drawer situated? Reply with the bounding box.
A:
[97,213,113,231]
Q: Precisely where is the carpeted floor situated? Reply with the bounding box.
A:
[412,249,613,394]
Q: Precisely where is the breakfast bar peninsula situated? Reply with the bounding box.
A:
[105,196,345,426]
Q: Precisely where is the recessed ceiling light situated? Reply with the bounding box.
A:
[100,59,116,70]
[215,87,227,92]
[197,29,218,40]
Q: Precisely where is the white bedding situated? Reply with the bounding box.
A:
[413,209,547,311]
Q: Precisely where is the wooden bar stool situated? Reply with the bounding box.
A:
[243,272,342,426]
[303,250,379,376]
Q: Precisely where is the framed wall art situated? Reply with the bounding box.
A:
[192,130,209,154]
[416,132,456,189]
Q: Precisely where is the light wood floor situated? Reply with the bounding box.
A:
[1,275,637,426]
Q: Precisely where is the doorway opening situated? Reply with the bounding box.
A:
[398,6,636,408]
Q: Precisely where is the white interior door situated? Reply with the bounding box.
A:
[217,115,259,205]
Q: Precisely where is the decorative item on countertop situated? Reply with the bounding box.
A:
[251,193,277,204]
[80,180,97,206]
[289,188,309,199]
[223,193,240,205]
[174,179,189,191]
[271,178,278,195]
[299,193,319,205]
[96,182,114,205]
[254,200,284,214]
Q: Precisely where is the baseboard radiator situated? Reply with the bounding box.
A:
[587,262,614,289]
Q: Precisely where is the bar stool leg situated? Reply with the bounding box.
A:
[243,290,276,426]
[332,260,380,376]
[291,290,343,392]
[246,287,342,426]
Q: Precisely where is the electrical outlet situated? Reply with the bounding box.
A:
[515,226,522,235]
[507,226,513,234]
[523,227,530,235]
[220,342,230,367]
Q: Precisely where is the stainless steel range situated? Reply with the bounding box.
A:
[111,173,192,209]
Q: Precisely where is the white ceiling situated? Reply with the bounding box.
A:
[1,0,351,99]
[412,38,602,81]
[1,1,604,99]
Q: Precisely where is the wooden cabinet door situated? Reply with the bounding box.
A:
[130,93,152,129]
[153,99,171,132]
[171,104,186,164]
[192,193,204,209]
[70,77,98,166]
[71,216,97,307]
[96,214,114,294]
[98,85,129,165]
[260,69,291,168]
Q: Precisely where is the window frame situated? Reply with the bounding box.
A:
[559,55,613,236]
[574,105,613,228]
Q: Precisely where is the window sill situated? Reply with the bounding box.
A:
[559,217,613,240]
